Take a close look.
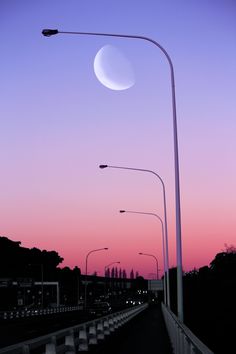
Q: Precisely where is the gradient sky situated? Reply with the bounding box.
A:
[1,0,235,278]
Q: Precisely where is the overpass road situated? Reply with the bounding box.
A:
[0,304,172,353]
[90,304,172,354]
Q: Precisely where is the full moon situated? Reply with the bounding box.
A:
[93,45,135,91]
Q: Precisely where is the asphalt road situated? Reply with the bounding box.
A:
[90,304,172,354]
[0,305,172,354]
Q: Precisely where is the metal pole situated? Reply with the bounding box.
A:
[84,248,108,310]
[121,210,167,304]
[113,165,170,307]
[104,261,120,300]
[42,28,183,322]
[139,253,159,280]
[115,166,171,307]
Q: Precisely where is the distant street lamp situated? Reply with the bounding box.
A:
[120,209,169,305]
[104,261,120,300]
[85,247,108,309]
[100,163,170,307]
[139,252,159,280]
[42,28,183,322]
[104,261,120,277]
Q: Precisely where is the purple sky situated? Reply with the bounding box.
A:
[1,0,236,278]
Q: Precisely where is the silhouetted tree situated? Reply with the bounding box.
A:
[183,246,236,354]
[114,267,118,278]
[0,236,63,280]
[130,269,134,279]
[111,267,115,278]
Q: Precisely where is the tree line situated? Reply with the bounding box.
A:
[0,236,235,353]
[168,244,236,354]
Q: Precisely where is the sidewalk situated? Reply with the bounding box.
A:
[92,304,172,354]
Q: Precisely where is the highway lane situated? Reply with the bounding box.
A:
[90,304,172,354]
[0,310,88,348]
[0,304,172,354]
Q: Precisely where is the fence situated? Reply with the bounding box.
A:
[0,305,82,321]
[161,303,214,354]
[0,303,148,353]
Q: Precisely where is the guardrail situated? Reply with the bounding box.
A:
[0,303,148,353]
[161,303,214,354]
[0,305,82,320]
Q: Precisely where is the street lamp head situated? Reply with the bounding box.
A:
[104,247,108,250]
[119,210,126,213]
[42,29,59,37]
[99,164,108,169]
[139,252,143,255]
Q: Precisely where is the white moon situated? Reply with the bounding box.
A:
[93,45,135,91]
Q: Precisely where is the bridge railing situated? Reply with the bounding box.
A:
[0,303,148,354]
[0,305,82,320]
[161,303,214,354]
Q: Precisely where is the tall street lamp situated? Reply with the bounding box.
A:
[120,209,169,305]
[42,28,183,322]
[100,164,170,306]
[85,247,108,309]
[139,252,159,280]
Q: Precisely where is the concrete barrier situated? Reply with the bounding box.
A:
[65,334,76,354]
[0,303,148,354]
[103,319,110,336]
[45,343,56,354]
[97,321,105,340]
[78,326,88,351]
[88,322,97,345]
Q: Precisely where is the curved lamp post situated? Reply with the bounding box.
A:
[104,261,120,300]
[120,209,169,305]
[139,252,159,280]
[42,28,183,322]
[104,261,120,277]
[85,247,108,309]
[99,163,170,306]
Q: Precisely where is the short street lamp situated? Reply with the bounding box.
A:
[120,209,169,306]
[104,261,120,300]
[85,247,108,309]
[104,261,120,277]
[139,252,159,280]
[100,163,170,307]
